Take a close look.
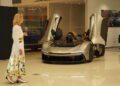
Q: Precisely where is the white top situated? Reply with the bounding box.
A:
[12,25,24,56]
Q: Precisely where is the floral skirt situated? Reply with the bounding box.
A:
[6,55,25,77]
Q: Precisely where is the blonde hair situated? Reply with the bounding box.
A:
[13,13,23,26]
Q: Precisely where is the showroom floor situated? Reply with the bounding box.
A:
[0,48,120,86]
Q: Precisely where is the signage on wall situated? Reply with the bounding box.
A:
[101,10,120,27]
[101,10,120,18]
[12,0,21,4]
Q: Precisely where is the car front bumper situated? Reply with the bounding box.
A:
[42,52,86,64]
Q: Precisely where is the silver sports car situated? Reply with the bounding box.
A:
[41,14,105,64]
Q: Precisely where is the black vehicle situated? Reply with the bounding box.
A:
[23,20,48,50]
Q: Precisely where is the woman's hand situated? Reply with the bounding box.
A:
[19,49,23,56]
[24,32,28,36]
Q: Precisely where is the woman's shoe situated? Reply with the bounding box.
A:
[6,76,15,84]
[17,78,27,83]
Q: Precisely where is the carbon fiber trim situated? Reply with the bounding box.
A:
[42,53,86,64]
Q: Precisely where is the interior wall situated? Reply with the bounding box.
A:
[70,4,85,34]
[0,0,12,6]
[86,0,120,31]
[21,0,35,3]
[49,3,85,35]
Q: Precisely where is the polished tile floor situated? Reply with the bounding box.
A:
[0,48,120,86]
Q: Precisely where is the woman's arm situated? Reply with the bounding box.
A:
[13,26,24,56]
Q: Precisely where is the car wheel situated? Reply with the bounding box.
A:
[98,44,105,56]
[94,44,105,57]
[87,44,94,62]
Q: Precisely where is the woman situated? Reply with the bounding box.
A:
[6,13,26,83]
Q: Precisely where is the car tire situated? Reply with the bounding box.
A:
[94,44,105,57]
[87,44,94,62]
[98,44,105,56]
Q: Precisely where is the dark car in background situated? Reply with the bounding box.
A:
[19,7,48,50]
[23,20,48,50]
[24,27,41,50]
